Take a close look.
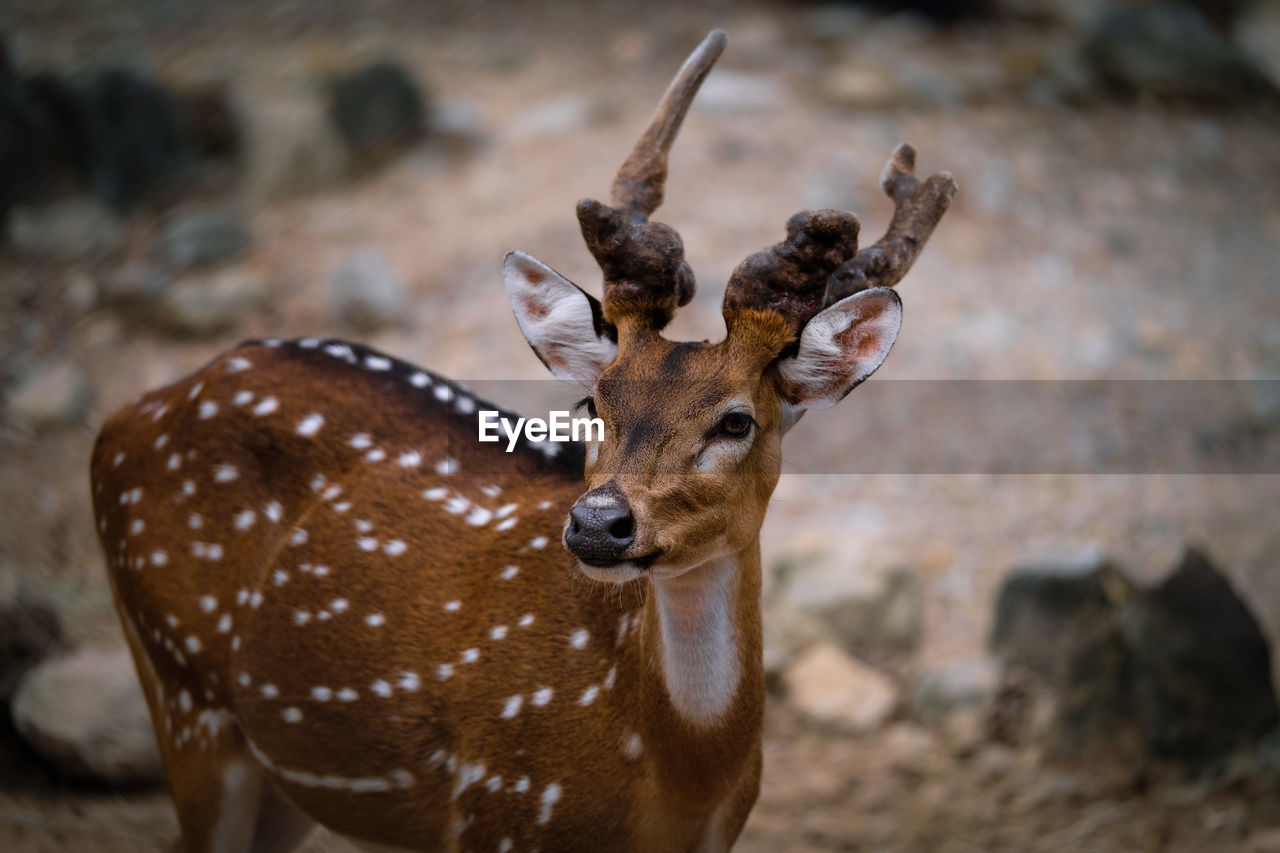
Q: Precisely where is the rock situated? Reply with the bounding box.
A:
[775,548,922,655]
[0,598,64,702]
[783,642,898,733]
[157,204,251,269]
[989,546,1136,756]
[100,263,170,320]
[1122,547,1279,766]
[692,71,786,114]
[762,599,827,683]
[430,98,489,150]
[1246,828,1280,853]
[76,67,193,213]
[328,248,408,331]
[510,95,613,140]
[327,61,427,160]
[158,268,271,337]
[910,658,1001,728]
[5,358,94,428]
[11,646,163,785]
[1084,4,1280,102]
[883,721,938,774]
[7,197,125,260]
[241,92,347,199]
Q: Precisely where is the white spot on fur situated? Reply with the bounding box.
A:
[253,396,278,416]
[296,413,324,436]
[538,782,563,825]
[500,695,523,719]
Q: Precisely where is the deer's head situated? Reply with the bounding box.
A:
[505,31,956,583]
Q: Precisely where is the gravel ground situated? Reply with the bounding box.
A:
[1,1,1278,850]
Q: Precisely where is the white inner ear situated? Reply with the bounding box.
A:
[776,287,903,412]
[504,251,618,386]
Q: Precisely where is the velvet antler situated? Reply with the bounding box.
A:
[722,143,957,339]
[577,29,727,332]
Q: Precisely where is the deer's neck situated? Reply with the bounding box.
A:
[650,551,755,725]
[636,543,764,804]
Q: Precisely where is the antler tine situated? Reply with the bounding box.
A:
[825,143,957,304]
[611,28,727,222]
[721,143,956,343]
[578,29,728,332]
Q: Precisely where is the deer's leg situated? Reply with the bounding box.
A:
[248,781,316,853]
[118,611,288,853]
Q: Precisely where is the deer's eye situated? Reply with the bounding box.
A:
[717,412,755,439]
[574,396,598,419]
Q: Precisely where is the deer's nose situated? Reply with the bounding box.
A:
[565,494,635,566]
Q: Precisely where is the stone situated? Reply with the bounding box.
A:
[1084,4,1279,102]
[158,268,270,337]
[157,204,251,269]
[1121,547,1279,767]
[328,248,409,331]
[5,358,94,429]
[100,263,170,319]
[783,642,898,733]
[11,646,163,785]
[883,722,937,774]
[775,547,922,655]
[0,597,64,702]
[692,71,786,114]
[989,545,1137,756]
[327,61,428,159]
[910,658,1001,731]
[241,92,347,199]
[510,95,612,140]
[7,197,125,261]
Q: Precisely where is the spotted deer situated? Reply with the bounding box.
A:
[91,29,954,853]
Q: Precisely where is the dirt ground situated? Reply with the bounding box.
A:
[1,0,1279,850]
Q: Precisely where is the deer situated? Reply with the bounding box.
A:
[90,29,955,853]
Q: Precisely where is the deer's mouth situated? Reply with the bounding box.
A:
[578,551,660,570]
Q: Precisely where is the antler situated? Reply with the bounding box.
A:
[722,143,957,338]
[577,29,727,331]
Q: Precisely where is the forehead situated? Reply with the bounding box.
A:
[596,339,754,422]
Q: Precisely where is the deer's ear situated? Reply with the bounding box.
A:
[504,251,618,385]
[775,287,902,411]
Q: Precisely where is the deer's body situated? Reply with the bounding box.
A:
[91,29,954,853]
[93,338,763,852]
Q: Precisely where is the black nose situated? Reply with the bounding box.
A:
[565,494,635,566]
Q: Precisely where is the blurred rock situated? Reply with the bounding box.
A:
[693,71,786,114]
[762,599,827,683]
[990,546,1136,756]
[510,95,612,140]
[0,598,64,702]
[911,658,1001,729]
[784,642,898,733]
[329,248,408,331]
[430,98,489,151]
[7,197,125,260]
[1122,547,1279,766]
[1085,4,1280,101]
[775,548,922,655]
[1239,1,1280,89]
[1247,828,1280,853]
[100,263,170,318]
[157,204,251,269]
[11,646,162,785]
[5,358,93,428]
[327,61,427,161]
[158,268,270,337]
[242,92,347,199]
[77,67,193,213]
[883,721,938,774]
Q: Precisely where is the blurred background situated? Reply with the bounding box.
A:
[1,0,1279,850]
